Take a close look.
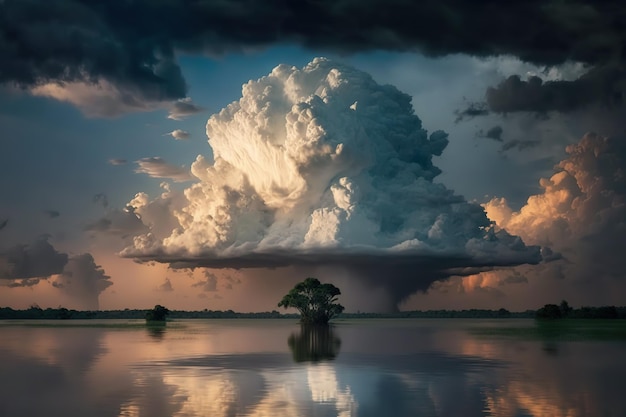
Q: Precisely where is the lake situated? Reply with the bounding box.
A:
[0,318,624,417]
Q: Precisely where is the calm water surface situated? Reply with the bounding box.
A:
[0,318,624,417]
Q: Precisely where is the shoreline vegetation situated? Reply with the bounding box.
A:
[1,303,625,321]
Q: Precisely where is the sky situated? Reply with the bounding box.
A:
[1,0,626,312]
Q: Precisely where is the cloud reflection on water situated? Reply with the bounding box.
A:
[0,320,625,417]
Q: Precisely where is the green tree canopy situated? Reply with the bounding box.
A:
[278,278,344,324]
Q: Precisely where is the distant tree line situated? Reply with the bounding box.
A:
[0,306,296,320]
[338,308,531,319]
[536,300,623,320]
[2,303,625,320]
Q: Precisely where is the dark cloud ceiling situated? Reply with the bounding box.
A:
[2,0,625,107]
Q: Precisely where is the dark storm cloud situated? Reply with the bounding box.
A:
[2,0,625,107]
[0,0,187,102]
[0,237,68,280]
[486,65,626,114]
[135,247,540,271]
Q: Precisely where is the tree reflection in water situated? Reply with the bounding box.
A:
[288,325,341,362]
[146,322,166,340]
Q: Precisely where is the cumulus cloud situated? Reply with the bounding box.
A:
[484,132,626,300]
[52,253,112,310]
[166,129,191,140]
[134,157,194,182]
[120,59,540,309]
[0,237,68,280]
[167,98,204,120]
[108,158,128,166]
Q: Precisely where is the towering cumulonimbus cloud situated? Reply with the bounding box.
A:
[121,58,540,308]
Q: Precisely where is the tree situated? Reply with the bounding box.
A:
[278,278,344,324]
[145,305,169,322]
